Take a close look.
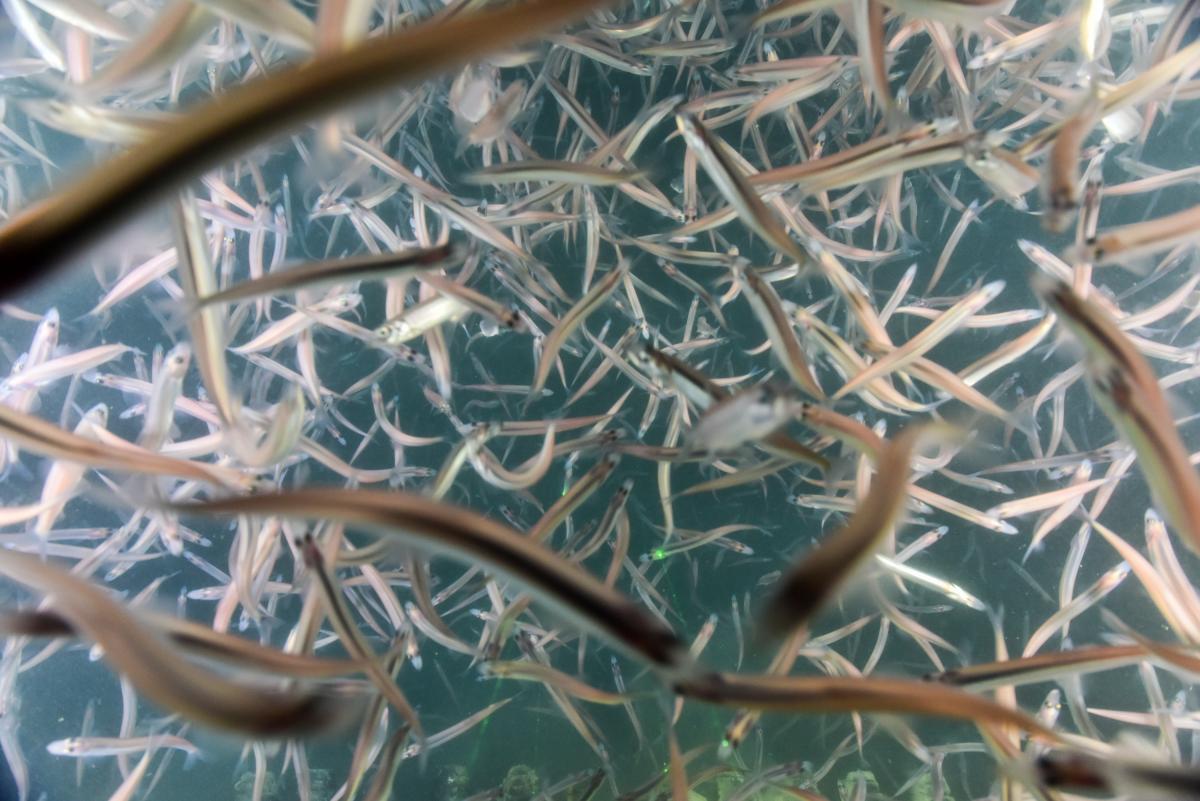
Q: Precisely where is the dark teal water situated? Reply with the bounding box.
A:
[0,2,1197,800]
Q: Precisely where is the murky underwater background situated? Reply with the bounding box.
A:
[0,1,1198,800]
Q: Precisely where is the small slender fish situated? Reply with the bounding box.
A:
[0,720,26,801]
[2,344,132,390]
[529,452,619,543]
[1038,276,1200,556]
[469,426,556,490]
[799,404,884,460]
[529,261,629,398]
[676,111,810,266]
[610,656,645,748]
[34,403,108,537]
[298,533,424,742]
[986,475,1108,520]
[1023,461,1096,561]
[192,243,454,307]
[734,265,825,399]
[230,292,360,354]
[463,160,644,186]
[674,672,1058,741]
[832,281,1004,400]
[138,343,191,451]
[104,749,153,801]
[398,698,512,763]
[1022,562,1130,657]
[1035,688,1063,732]
[1077,201,1200,266]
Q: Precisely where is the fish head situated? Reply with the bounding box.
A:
[38,308,60,336]
[46,737,80,756]
[165,343,192,377]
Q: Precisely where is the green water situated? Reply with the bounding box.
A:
[0,2,1196,800]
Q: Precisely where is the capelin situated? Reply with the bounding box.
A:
[46,738,80,756]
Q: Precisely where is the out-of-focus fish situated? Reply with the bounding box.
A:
[47,734,198,758]
[0,0,620,297]
[479,660,630,705]
[684,383,803,455]
[873,555,987,611]
[760,424,945,641]
[377,294,469,347]
[1042,92,1101,234]
[2,344,132,390]
[33,402,107,537]
[1035,748,1200,800]
[929,644,1147,690]
[418,273,525,334]
[172,489,691,672]
[0,548,347,736]
[1038,276,1200,556]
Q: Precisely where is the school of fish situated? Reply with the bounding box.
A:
[0,0,1197,799]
